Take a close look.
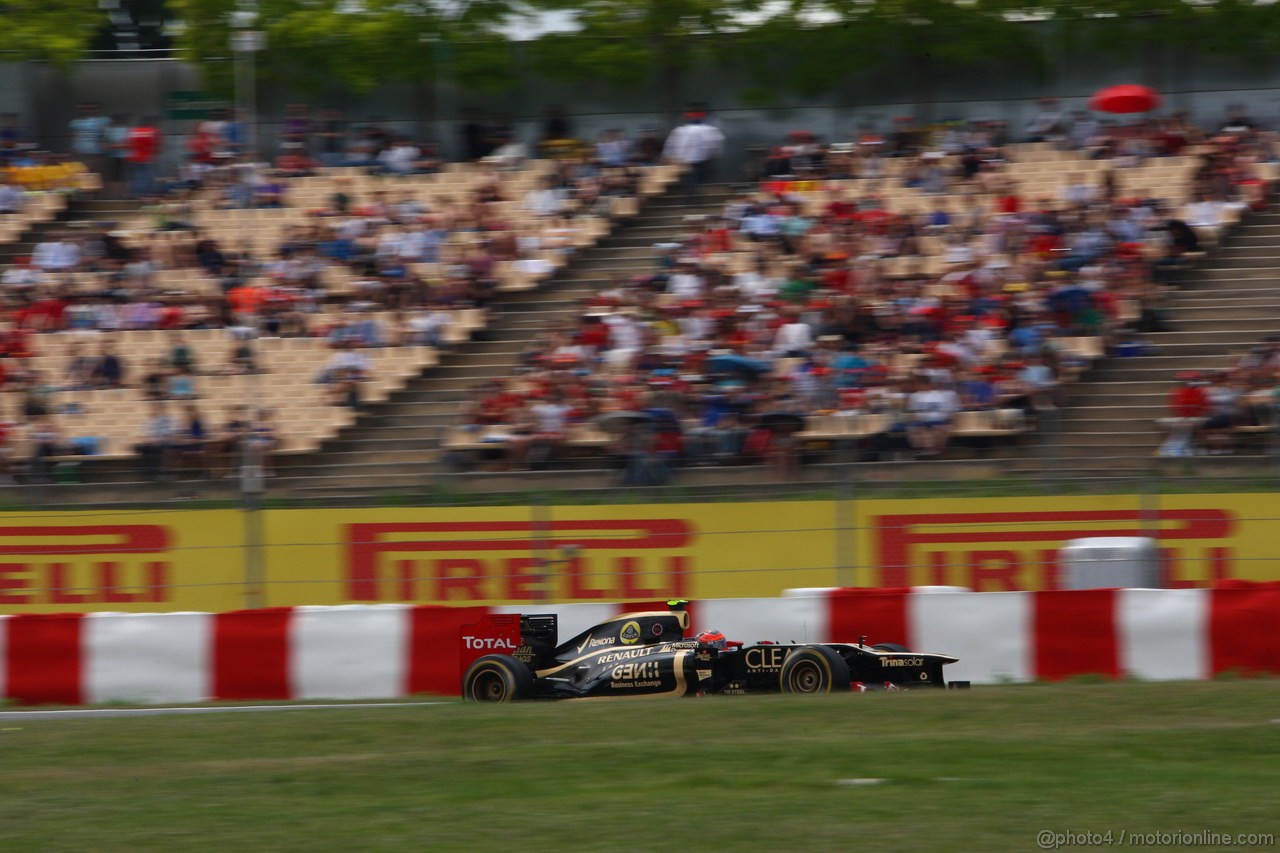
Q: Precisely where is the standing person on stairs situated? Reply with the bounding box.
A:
[663,105,725,197]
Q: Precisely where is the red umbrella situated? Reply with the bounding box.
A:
[1090,84,1161,114]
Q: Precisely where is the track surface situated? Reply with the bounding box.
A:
[0,702,448,721]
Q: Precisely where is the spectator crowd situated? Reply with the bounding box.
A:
[1,99,1276,485]
[451,105,1276,479]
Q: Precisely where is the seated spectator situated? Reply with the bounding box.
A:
[0,176,24,213]
[905,374,959,458]
[90,343,125,388]
[1018,354,1059,412]
[210,405,250,477]
[175,403,211,477]
[169,332,198,374]
[249,409,279,476]
[62,341,96,390]
[523,178,565,218]
[27,414,67,482]
[141,358,171,401]
[224,336,258,374]
[134,401,176,481]
[32,231,81,272]
[376,137,420,175]
[1,257,44,295]
[320,341,370,406]
[1201,371,1243,455]
[1159,372,1209,457]
[407,306,451,347]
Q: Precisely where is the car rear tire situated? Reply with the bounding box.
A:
[872,642,911,653]
[779,646,852,694]
[462,654,535,702]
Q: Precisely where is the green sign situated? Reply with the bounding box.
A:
[164,91,230,122]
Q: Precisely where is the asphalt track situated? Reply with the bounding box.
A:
[0,702,449,721]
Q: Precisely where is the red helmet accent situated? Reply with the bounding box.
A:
[696,629,727,649]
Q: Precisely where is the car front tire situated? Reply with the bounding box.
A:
[779,646,852,694]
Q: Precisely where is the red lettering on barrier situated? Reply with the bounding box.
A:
[48,563,88,605]
[0,527,174,607]
[434,559,486,601]
[928,551,949,586]
[566,557,606,600]
[967,550,1021,591]
[669,555,690,599]
[503,558,542,600]
[874,510,1234,589]
[346,519,696,601]
[0,525,171,555]
[1038,549,1060,590]
[0,564,29,604]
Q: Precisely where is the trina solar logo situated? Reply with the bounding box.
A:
[0,525,172,605]
[346,520,695,601]
[872,509,1236,590]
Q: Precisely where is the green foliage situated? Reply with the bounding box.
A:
[0,0,104,64]
[173,0,522,97]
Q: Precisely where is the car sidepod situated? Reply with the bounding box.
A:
[535,641,701,699]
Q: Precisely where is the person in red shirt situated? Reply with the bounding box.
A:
[1160,372,1209,456]
[126,117,162,198]
[996,190,1021,215]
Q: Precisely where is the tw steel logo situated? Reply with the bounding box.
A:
[346,520,694,602]
[0,525,172,605]
[873,509,1235,590]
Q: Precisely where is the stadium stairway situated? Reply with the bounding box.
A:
[269,184,744,501]
[0,197,143,265]
[1036,208,1280,476]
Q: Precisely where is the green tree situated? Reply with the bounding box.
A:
[174,0,522,97]
[527,0,771,120]
[0,0,104,64]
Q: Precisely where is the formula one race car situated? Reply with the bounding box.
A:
[461,600,967,701]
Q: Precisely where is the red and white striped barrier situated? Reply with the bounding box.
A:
[2,585,1278,706]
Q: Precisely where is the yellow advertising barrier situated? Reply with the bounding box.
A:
[0,510,246,614]
[261,503,841,607]
[0,494,1274,614]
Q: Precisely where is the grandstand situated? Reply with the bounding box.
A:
[1,126,1275,501]
[0,155,688,497]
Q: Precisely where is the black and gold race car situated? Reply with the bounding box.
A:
[461,600,967,702]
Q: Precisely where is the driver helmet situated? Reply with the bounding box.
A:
[696,628,727,649]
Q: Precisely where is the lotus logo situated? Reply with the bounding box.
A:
[619,621,641,645]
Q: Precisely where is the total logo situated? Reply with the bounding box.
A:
[463,636,517,651]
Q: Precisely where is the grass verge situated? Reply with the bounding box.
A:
[1,681,1276,851]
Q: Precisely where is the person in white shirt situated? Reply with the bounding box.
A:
[0,177,23,213]
[905,375,960,457]
[408,308,450,347]
[378,138,420,175]
[774,314,815,356]
[32,233,80,272]
[1,261,44,294]
[1184,195,1225,238]
[662,109,725,194]
[666,263,704,300]
[524,179,565,218]
[1061,173,1096,207]
[1023,97,1062,142]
